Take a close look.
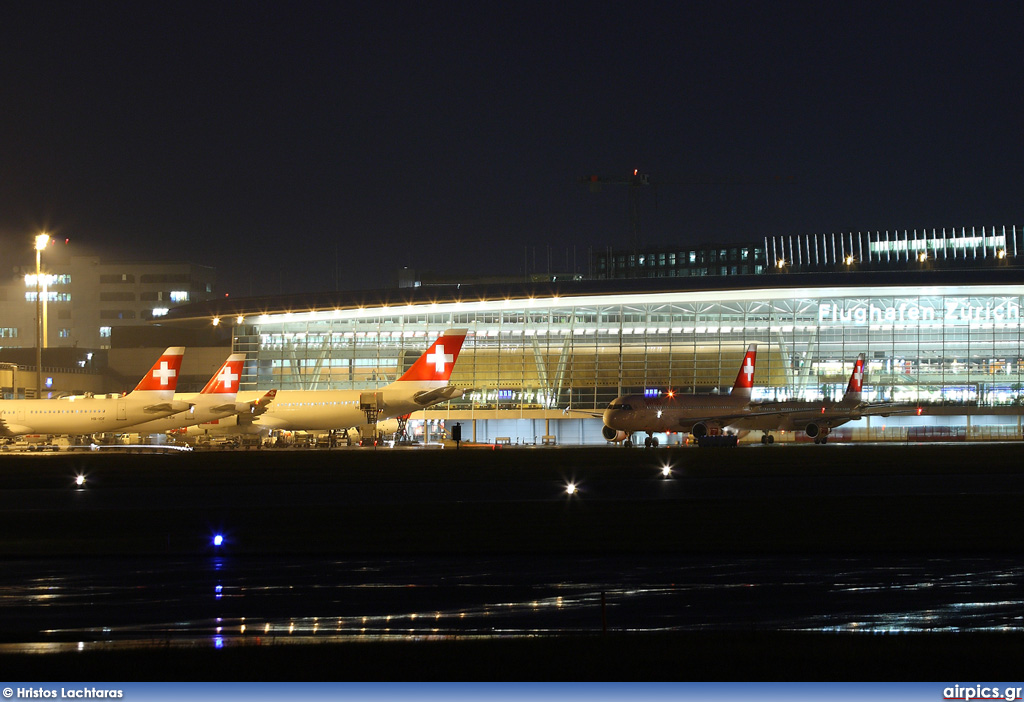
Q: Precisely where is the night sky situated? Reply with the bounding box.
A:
[2,2,1023,295]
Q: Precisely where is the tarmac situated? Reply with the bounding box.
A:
[2,442,1023,678]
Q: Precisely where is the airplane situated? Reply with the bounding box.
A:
[0,347,192,437]
[126,353,271,435]
[602,343,758,447]
[729,354,920,444]
[726,354,866,444]
[183,329,468,439]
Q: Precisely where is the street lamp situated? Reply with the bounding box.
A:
[34,233,50,398]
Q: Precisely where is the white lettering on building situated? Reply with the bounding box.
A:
[818,300,1020,326]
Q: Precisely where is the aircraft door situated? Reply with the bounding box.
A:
[117,400,127,421]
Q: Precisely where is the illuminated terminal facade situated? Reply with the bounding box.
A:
[166,225,1024,443]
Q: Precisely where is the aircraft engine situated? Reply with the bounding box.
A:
[804,422,831,438]
[601,425,628,442]
[691,422,710,438]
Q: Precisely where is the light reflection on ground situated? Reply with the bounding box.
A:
[0,555,1022,652]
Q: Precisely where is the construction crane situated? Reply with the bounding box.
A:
[580,170,651,256]
[580,170,795,255]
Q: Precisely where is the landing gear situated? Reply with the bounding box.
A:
[643,435,660,448]
[760,433,775,445]
[813,435,829,444]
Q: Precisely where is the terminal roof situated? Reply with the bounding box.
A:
[160,267,1024,327]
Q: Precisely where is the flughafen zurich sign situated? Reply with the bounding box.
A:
[818,299,1021,326]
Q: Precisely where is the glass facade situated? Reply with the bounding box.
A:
[232,283,1024,411]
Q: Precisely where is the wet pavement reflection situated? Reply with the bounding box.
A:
[1,554,1022,652]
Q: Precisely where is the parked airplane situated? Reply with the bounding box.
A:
[184,329,468,438]
[127,353,268,434]
[729,354,918,444]
[0,347,192,437]
[602,344,758,447]
[728,354,866,444]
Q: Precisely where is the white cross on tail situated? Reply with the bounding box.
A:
[152,361,177,386]
[217,365,239,389]
[426,344,454,374]
[742,357,754,382]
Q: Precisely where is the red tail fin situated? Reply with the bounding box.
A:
[397,329,468,382]
[133,347,185,392]
[843,354,865,402]
[199,354,245,394]
[731,344,757,400]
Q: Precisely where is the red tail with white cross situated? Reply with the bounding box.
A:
[199,353,245,395]
[843,354,865,403]
[730,343,757,401]
[397,330,467,383]
[132,347,185,394]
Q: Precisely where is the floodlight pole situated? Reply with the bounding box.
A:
[34,233,49,398]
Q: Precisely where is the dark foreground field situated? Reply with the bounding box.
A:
[2,443,1023,679]
[0,443,1022,556]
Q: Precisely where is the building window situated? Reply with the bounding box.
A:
[169,291,189,303]
[141,273,189,284]
[100,292,136,301]
[100,310,136,320]
[0,328,18,338]
[25,292,71,302]
[99,273,135,284]
[99,327,112,338]
[58,328,71,338]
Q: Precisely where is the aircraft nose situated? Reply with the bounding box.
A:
[603,397,627,426]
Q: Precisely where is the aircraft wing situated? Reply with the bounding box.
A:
[0,416,31,437]
[143,400,193,415]
[208,403,243,414]
[856,403,921,417]
[562,407,604,419]
[251,389,277,416]
[411,385,463,407]
[681,408,775,428]
[234,390,278,426]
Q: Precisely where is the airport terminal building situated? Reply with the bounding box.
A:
[165,226,1024,444]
